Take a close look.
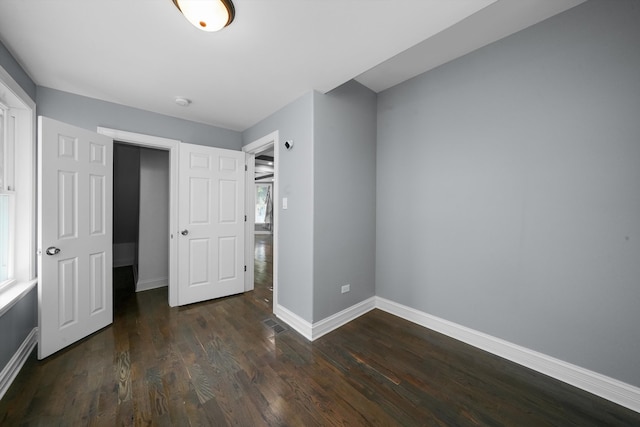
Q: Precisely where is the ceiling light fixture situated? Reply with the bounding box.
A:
[172,0,235,32]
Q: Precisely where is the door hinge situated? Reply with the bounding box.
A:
[244,215,247,222]
[244,265,247,272]
[245,165,248,171]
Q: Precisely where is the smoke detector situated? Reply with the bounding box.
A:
[175,97,191,107]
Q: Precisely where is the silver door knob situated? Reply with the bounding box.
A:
[46,246,61,256]
[181,229,189,236]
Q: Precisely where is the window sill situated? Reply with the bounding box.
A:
[0,279,37,317]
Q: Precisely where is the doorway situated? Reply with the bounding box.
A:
[113,143,169,294]
[243,131,279,312]
[253,149,275,308]
[97,127,180,306]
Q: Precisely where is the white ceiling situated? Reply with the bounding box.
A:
[0,0,584,132]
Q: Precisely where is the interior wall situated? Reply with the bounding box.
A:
[0,40,36,101]
[35,87,242,150]
[313,81,377,322]
[242,92,314,322]
[113,143,140,267]
[376,0,640,387]
[0,288,36,379]
[137,148,169,290]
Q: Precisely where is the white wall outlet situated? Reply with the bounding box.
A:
[341,284,350,294]
[282,197,288,210]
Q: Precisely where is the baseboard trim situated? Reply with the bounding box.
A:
[311,297,376,340]
[275,297,377,341]
[375,297,640,413]
[274,304,313,340]
[136,277,167,292]
[0,327,37,400]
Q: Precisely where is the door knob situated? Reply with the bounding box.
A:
[181,229,189,236]
[46,246,61,256]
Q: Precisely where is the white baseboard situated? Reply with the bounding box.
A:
[136,277,167,292]
[274,304,313,340]
[311,297,376,340]
[270,295,640,413]
[375,297,640,413]
[275,297,377,341]
[0,327,37,400]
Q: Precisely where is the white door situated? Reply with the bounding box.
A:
[178,143,245,305]
[38,116,113,359]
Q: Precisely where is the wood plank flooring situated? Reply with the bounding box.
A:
[252,234,273,310]
[1,236,639,426]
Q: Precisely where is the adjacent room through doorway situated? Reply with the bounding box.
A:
[252,147,275,309]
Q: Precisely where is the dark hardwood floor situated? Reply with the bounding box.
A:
[252,234,273,311]
[1,236,639,426]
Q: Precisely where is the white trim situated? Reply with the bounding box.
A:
[0,279,36,317]
[275,297,376,341]
[136,277,167,292]
[277,294,640,412]
[243,131,279,153]
[0,326,37,400]
[375,297,640,413]
[97,127,180,307]
[244,153,255,292]
[274,303,313,340]
[311,297,376,340]
[243,131,279,309]
[0,64,36,287]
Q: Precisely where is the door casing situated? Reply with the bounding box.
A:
[242,131,279,312]
[97,127,180,306]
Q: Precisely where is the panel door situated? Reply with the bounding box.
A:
[178,143,245,305]
[38,116,113,359]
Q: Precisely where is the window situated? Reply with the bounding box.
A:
[0,104,15,286]
[255,183,272,224]
[0,68,35,295]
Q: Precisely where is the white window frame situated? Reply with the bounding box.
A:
[1,104,15,289]
[0,64,36,313]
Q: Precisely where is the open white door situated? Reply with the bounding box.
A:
[38,116,113,359]
[177,143,245,305]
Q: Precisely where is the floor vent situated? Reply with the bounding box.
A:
[263,318,288,334]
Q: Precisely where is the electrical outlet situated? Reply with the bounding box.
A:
[341,284,350,294]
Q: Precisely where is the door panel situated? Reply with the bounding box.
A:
[38,116,113,359]
[178,143,244,305]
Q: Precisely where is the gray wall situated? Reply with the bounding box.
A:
[0,40,36,101]
[137,148,169,288]
[313,81,377,321]
[0,42,37,377]
[376,0,640,387]
[0,290,37,371]
[113,144,140,244]
[243,93,315,322]
[36,87,242,150]
[242,83,378,324]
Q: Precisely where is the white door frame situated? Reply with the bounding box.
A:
[243,131,279,311]
[96,127,180,307]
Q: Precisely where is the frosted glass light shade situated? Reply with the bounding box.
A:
[173,0,235,32]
